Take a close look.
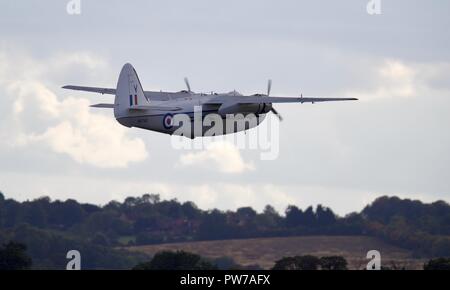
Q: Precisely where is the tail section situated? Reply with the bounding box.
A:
[114,63,149,118]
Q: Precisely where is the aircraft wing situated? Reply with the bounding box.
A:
[62,85,116,95]
[205,95,358,104]
[89,103,182,111]
[129,105,182,111]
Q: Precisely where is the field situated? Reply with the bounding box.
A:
[126,235,426,269]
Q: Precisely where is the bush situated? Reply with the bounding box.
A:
[424,258,450,270]
[0,241,32,270]
[273,255,320,270]
[133,251,217,270]
[319,256,348,270]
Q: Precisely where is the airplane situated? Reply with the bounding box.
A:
[63,63,357,138]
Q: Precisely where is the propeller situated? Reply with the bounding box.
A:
[270,107,283,121]
[265,79,283,121]
[184,77,192,93]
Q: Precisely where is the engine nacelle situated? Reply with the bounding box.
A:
[218,102,272,115]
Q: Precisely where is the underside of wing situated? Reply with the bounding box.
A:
[205,95,358,104]
[62,85,116,95]
[129,105,182,111]
[90,103,115,108]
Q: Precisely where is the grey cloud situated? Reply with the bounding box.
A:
[0,1,449,214]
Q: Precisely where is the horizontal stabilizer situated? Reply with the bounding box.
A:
[90,103,115,108]
[62,85,116,95]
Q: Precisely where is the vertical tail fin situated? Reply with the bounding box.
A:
[114,63,149,118]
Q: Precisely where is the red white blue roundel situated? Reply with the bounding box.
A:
[163,113,174,129]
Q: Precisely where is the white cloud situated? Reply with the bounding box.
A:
[0,49,149,168]
[347,59,450,101]
[176,141,255,173]
[1,1,450,215]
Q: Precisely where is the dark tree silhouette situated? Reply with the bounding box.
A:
[424,258,450,270]
[273,255,320,270]
[0,241,32,270]
[319,256,348,270]
[133,251,216,270]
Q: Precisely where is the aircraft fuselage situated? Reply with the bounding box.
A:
[116,92,268,138]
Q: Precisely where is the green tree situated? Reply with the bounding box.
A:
[141,193,161,204]
[0,241,32,270]
[181,201,201,219]
[91,233,111,247]
[319,256,348,270]
[133,251,216,270]
[0,192,4,227]
[135,232,165,245]
[3,200,22,227]
[24,199,48,228]
[272,257,299,270]
[258,205,281,228]
[424,258,450,270]
[285,205,304,227]
[272,255,320,270]
[198,209,231,240]
[316,205,336,226]
[431,237,450,257]
[47,199,85,228]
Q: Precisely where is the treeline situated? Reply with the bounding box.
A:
[362,196,450,257]
[0,191,449,269]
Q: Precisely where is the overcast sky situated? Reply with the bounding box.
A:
[0,0,449,215]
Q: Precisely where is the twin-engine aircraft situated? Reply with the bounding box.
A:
[63,63,357,138]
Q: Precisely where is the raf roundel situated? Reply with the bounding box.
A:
[163,113,174,129]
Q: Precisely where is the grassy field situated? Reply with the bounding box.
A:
[126,235,426,269]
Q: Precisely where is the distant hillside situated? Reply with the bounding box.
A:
[127,236,425,270]
[0,191,449,268]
